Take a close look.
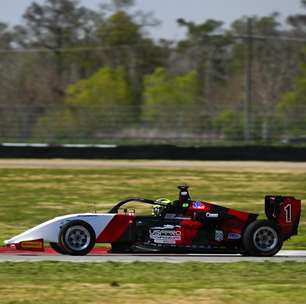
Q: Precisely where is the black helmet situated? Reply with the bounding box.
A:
[178,184,191,202]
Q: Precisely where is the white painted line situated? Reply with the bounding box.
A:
[0,250,306,263]
[93,144,117,148]
[2,143,49,147]
[63,144,94,148]
[1,143,118,148]
[63,144,117,148]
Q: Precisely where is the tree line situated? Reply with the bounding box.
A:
[1,0,306,144]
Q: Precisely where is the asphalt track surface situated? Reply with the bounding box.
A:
[1,248,306,263]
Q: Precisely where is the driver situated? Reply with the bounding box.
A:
[152,198,172,216]
[153,185,192,216]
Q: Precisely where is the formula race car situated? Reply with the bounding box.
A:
[4,185,301,257]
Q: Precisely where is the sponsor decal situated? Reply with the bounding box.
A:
[164,213,176,219]
[215,230,224,242]
[206,212,219,218]
[192,201,204,209]
[164,214,192,220]
[228,232,241,240]
[17,239,44,251]
[182,203,189,208]
[149,226,182,244]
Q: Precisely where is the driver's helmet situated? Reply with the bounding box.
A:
[152,198,172,216]
[155,198,172,205]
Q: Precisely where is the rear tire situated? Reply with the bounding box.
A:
[59,220,96,256]
[242,220,283,257]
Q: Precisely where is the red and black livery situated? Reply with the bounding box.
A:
[6,185,300,256]
[107,185,301,256]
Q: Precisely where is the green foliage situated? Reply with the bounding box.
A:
[66,66,131,107]
[34,66,133,140]
[17,0,99,107]
[176,17,232,97]
[0,22,12,48]
[278,62,306,136]
[177,18,224,44]
[33,109,80,141]
[22,0,96,48]
[142,68,202,131]
[231,14,280,36]
[2,0,306,144]
[96,10,164,105]
[230,14,281,74]
[97,11,141,46]
[101,0,135,12]
[279,63,306,109]
[66,66,133,134]
[214,109,244,140]
[143,68,199,107]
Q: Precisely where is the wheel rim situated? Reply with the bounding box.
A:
[64,225,91,251]
[253,226,278,252]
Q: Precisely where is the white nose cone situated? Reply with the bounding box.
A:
[3,214,88,245]
[4,218,63,244]
[4,213,115,246]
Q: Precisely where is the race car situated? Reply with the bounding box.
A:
[4,185,301,257]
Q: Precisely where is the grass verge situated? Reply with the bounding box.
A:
[0,166,305,248]
[0,262,306,304]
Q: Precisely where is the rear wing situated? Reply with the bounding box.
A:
[265,195,301,239]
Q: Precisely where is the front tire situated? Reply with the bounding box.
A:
[242,220,283,257]
[49,242,67,255]
[59,220,96,256]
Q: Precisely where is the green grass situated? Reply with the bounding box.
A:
[0,261,306,304]
[0,165,306,304]
[0,167,305,247]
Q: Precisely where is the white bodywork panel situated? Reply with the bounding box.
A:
[4,213,115,245]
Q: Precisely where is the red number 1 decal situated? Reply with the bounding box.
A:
[284,204,292,223]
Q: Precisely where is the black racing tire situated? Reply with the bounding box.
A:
[242,220,283,257]
[49,242,67,255]
[59,220,96,256]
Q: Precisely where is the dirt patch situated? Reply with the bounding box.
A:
[0,159,306,173]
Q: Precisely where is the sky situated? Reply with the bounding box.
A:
[0,0,303,40]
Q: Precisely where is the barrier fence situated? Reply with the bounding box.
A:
[0,104,305,145]
[0,33,305,146]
